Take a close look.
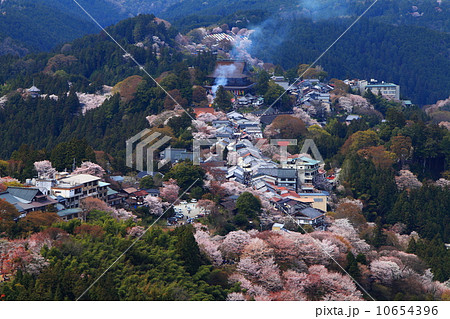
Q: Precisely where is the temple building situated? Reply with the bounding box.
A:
[205,60,254,96]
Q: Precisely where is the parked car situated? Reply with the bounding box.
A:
[190,199,197,203]
[196,213,205,218]
[175,213,184,219]
[167,217,178,225]
[186,218,194,224]
[180,201,188,205]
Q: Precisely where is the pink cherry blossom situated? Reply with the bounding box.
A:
[72,161,105,177]
[220,230,251,260]
[159,179,180,204]
[143,195,164,215]
[34,160,56,179]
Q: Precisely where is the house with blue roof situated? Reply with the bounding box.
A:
[0,187,57,214]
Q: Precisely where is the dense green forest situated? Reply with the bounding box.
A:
[162,0,450,33]
[0,212,232,301]
[0,0,101,52]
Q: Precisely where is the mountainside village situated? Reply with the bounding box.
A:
[0,16,449,302]
[0,52,413,236]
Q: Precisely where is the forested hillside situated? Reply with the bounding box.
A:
[249,17,450,105]
[161,0,450,33]
[0,1,105,52]
[0,10,449,302]
[0,15,215,170]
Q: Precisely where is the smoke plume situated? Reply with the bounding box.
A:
[211,64,237,96]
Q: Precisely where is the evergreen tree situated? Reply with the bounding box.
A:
[346,252,361,281]
[213,86,233,112]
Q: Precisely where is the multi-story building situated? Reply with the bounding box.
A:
[358,80,400,100]
[51,174,109,209]
[283,156,320,192]
[160,147,194,163]
[252,168,298,191]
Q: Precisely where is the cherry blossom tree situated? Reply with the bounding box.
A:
[328,219,371,254]
[72,161,105,177]
[159,179,180,204]
[395,170,423,191]
[241,238,274,263]
[194,228,223,265]
[0,241,48,276]
[299,265,363,301]
[282,270,308,300]
[263,232,298,266]
[27,228,68,253]
[370,257,402,284]
[290,233,330,266]
[220,230,251,260]
[146,110,181,127]
[196,112,218,123]
[257,257,283,291]
[0,176,21,188]
[339,95,370,113]
[436,178,450,188]
[34,160,56,179]
[143,195,164,216]
[111,208,138,222]
[192,119,216,140]
[237,257,261,278]
[292,107,320,126]
[127,226,145,238]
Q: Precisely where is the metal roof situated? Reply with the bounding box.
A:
[6,187,40,202]
[59,174,101,185]
[255,168,297,179]
[297,207,324,219]
[107,187,118,196]
[28,86,41,92]
[57,208,82,217]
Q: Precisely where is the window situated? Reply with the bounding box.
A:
[314,198,324,202]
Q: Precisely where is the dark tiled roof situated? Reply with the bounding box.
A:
[255,168,297,179]
[7,187,40,202]
[209,61,249,79]
[0,192,25,212]
[297,207,324,219]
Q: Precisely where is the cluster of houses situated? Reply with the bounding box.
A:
[0,171,161,221]
[225,137,329,227]
[158,108,330,226]
[292,79,333,121]
[204,110,331,226]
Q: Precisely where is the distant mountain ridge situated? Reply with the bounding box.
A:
[0,0,129,54]
[0,0,448,55]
